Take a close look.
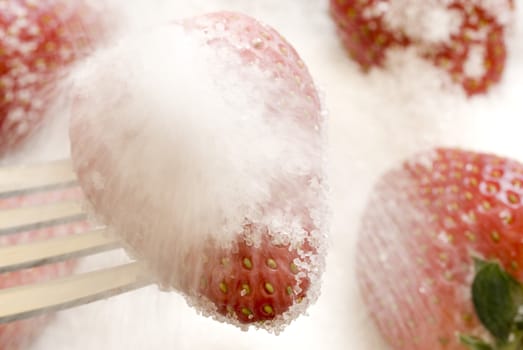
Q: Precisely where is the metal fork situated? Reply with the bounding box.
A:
[0,160,153,324]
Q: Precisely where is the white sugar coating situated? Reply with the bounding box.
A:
[478,0,515,25]
[464,43,487,78]
[377,0,514,44]
[67,19,327,331]
[380,0,463,44]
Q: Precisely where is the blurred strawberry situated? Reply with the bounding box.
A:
[0,0,105,154]
[426,1,514,95]
[0,188,89,350]
[358,148,523,349]
[329,0,410,70]
[330,0,515,95]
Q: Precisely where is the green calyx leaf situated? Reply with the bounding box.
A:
[461,259,523,350]
[472,261,523,343]
[460,334,494,350]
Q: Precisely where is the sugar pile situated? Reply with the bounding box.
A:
[0,0,518,349]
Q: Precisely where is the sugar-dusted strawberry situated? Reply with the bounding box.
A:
[357,148,523,349]
[329,0,410,70]
[0,188,90,350]
[0,0,105,154]
[69,12,327,332]
[425,1,514,95]
[330,0,515,95]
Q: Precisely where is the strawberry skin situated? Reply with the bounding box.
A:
[330,0,514,95]
[0,0,103,154]
[357,148,523,349]
[0,188,89,350]
[195,230,312,324]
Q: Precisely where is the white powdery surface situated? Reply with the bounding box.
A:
[377,0,513,44]
[0,0,517,350]
[380,0,463,44]
[366,0,515,86]
[479,0,515,25]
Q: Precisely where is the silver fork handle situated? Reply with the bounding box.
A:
[0,261,153,323]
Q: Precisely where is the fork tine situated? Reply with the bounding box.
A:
[0,160,156,322]
[0,200,87,236]
[0,261,153,324]
[0,160,77,198]
[0,228,120,273]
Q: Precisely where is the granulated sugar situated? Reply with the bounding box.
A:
[379,0,513,44]
[1,0,520,349]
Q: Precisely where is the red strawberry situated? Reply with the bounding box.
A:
[329,0,410,70]
[0,0,105,154]
[330,0,514,95]
[357,148,523,349]
[69,12,326,332]
[0,188,89,350]
[426,1,514,95]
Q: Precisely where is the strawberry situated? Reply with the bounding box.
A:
[329,0,410,70]
[0,0,104,154]
[69,12,326,332]
[329,0,515,95]
[426,1,514,95]
[0,188,89,350]
[357,148,523,349]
